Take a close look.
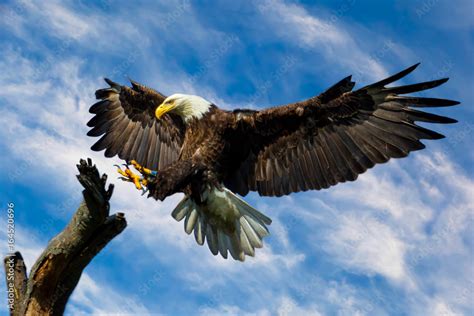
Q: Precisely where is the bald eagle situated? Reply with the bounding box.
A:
[87,64,459,261]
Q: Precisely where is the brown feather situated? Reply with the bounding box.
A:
[87,78,184,170]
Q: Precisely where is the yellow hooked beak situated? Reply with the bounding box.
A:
[155,102,174,120]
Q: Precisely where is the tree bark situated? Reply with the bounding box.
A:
[3,158,127,316]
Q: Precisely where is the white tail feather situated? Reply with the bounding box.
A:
[171,187,272,261]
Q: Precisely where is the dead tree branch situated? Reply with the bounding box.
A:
[3,158,126,316]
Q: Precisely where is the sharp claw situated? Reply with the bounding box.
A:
[117,168,128,178]
[115,161,151,192]
[133,178,143,190]
[130,160,156,177]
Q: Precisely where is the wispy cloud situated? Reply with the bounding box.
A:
[253,0,389,81]
[325,214,409,283]
[68,274,157,315]
[0,0,472,315]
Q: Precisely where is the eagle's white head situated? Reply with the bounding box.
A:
[155,93,212,123]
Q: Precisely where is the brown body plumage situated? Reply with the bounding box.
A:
[87,64,459,261]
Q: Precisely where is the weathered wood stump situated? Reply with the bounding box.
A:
[3,158,126,316]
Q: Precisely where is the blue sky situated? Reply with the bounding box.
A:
[0,0,473,315]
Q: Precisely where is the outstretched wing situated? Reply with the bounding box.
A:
[87,79,185,170]
[225,64,459,196]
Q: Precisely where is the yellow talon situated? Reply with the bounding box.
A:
[130,160,153,176]
[116,165,146,190]
[117,168,129,178]
[115,160,156,193]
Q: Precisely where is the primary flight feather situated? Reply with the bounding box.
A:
[87,63,459,261]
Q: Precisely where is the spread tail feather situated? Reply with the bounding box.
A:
[171,187,272,261]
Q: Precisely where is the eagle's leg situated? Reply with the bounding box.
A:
[130,160,158,177]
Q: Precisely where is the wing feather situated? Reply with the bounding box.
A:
[225,64,459,196]
[88,79,185,170]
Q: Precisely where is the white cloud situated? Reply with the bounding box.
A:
[197,296,323,316]
[199,304,270,316]
[277,296,322,316]
[325,214,409,283]
[0,218,44,269]
[326,160,434,239]
[0,9,309,316]
[254,0,389,81]
[37,2,93,40]
[298,150,473,313]
[429,299,460,316]
[1,0,152,61]
[1,0,471,315]
[68,274,157,315]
